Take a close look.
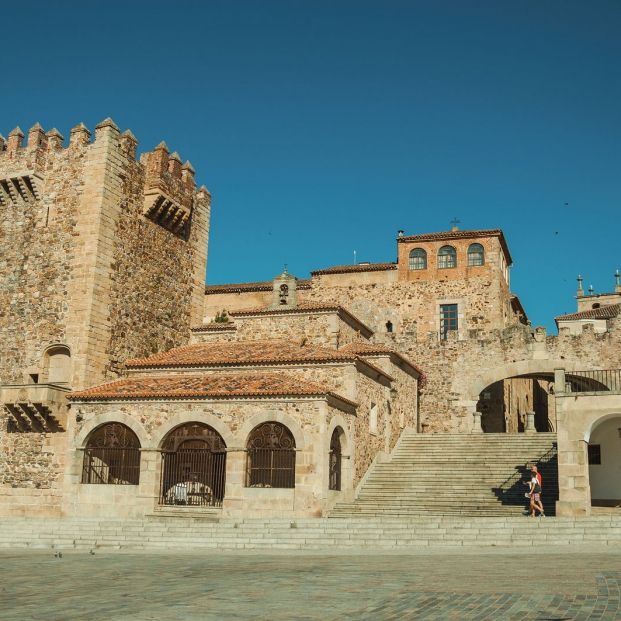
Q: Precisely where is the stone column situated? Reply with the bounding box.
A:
[472,411,483,433]
[222,448,246,518]
[525,411,536,434]
[554,368,566,394]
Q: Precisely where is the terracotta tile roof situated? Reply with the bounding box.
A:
[339,342,425,380]
[228,303,374,337]
[397,229,512,265]
[555,303,621,322]
[205,280,311,294]
[191,323,237,332]
[310,262,397,276]
[125,339,394,383]
[69,372,357,409]
[127,339,359,369]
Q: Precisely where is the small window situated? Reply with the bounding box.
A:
[438,245,457,269]
[440,303,458,340]
[592,303,600,309]
[82,423,141,485]
[408,248,427,270]
[386,321,393,333]
[468,243,485,267]
[369,403,378,434]
[588,444,601,465]
[29,374,39,384]
[246,422,296,488]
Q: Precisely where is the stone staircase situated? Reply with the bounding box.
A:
[0,514,620,551]
[331,431,559,518]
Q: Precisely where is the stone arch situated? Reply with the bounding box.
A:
[327,414,352,455]
[585,413,621,506]
[466,360,576,402]
[155,412,235,450]
[75,411,150,449]
[236,410,307,450]
[583,412,621,443]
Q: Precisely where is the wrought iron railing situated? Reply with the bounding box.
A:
[566,369,621,393]
[246,448,296,489]
[82,447,141,485]
[159,449,226,507]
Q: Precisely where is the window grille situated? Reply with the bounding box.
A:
[408,248,427,270]
[468,243,485,266]
[246,422,296,488]
[438,245,457,269]
[440,303,458,340]
[82,423,141,485]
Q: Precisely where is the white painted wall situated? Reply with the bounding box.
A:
[589,416,621,500]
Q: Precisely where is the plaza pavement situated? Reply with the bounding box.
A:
[1,547,620,620]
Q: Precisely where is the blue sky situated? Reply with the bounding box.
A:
[2,1,619,331]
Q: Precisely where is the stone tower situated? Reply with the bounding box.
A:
[0,119,211,392]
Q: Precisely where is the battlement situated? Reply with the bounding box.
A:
[0,118,210,238]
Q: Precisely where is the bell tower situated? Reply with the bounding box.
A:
[269,266,298,309]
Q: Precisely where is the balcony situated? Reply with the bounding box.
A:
[1,383,70,432]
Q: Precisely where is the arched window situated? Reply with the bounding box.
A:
[438,245,457,269]
[408,248,427,270]
[468,243,485,267]
[160,423,227,507]
[329,427,343,491]
[82,423,141,485]
[385,320,393,333]
[246,422,296,488]
[44,345,71,384]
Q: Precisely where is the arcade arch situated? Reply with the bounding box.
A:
[586,414,621,507]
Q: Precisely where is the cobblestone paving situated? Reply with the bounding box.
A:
[0,548,619,620]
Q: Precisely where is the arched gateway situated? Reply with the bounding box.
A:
[159,423,226,507]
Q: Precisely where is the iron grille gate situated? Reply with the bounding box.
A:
[159,449,226,507]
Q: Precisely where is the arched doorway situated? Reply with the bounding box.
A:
[477,374,556,433]
[588,415,621,508]
[159,422,226,507]
[329,427,344,491]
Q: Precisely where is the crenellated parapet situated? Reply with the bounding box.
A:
[141,140,201,238]
[0,118,210,240]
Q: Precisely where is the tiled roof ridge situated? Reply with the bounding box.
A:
[310,262,397,276]
[126,339,359,369]
[69,372,358,409]
[205,279,311,294]
[398,228,502,241]
[191,323,237,332]
[555,303,621,322]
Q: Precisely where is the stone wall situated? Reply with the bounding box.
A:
[0,125,88,384]
[232,311,366,349]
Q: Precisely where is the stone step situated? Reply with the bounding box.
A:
[0,516,620,551]
[331,430,558,518]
